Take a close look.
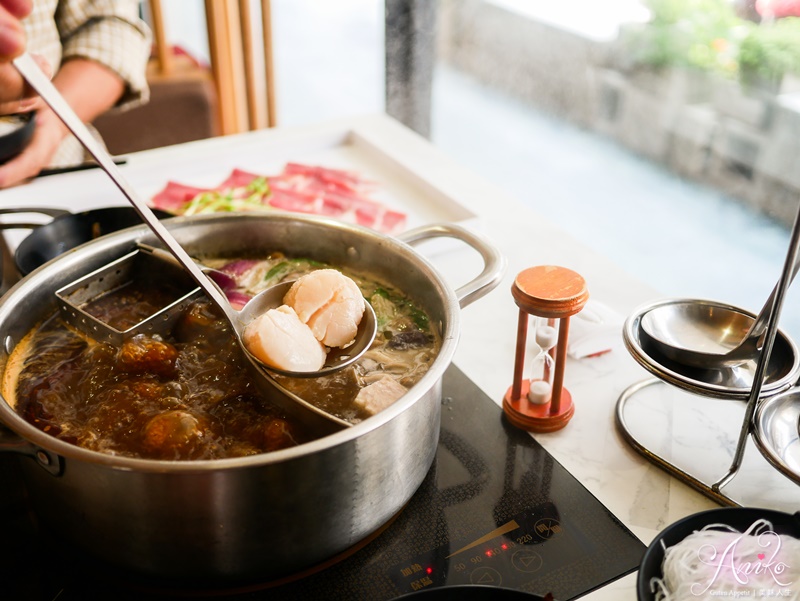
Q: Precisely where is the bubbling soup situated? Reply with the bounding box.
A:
[3,253,440,460]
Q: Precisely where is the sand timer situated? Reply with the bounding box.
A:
[526,320,558,406]
[503,265,589,432]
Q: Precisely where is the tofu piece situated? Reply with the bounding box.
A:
[243,305,327,372]
[353,377,407,416]
[284,269,365,348]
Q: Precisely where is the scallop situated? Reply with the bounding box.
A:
[284,269,365,348]
[243,305,327,372]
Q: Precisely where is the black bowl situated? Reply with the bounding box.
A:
[0,113,35,164]
[392,585,551,600]
[15,206,173,275]
[637,507,800,600]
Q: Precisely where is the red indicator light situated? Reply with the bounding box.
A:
[426,567,433,575]
[485,550,493,557]
[501,544,508,550]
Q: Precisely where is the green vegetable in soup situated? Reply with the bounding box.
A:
[263,258,326,287]
[369,287,429,331]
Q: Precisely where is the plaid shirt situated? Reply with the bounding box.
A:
[23,0,151,165]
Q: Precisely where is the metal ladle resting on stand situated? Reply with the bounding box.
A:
[618,199,800,503]
[12,53,376,430]
[639,259,800,370]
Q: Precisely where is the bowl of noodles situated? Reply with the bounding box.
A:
[637,507,800,600]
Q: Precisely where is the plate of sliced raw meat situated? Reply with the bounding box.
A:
[150,162,407,235]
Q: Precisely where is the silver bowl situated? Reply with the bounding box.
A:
[623,298,800,400]
[753,388,800,484]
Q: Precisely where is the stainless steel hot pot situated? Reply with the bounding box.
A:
[0,213,505,583]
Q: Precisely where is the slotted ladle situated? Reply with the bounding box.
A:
[12,53,376,381]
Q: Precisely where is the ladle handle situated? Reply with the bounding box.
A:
[748,249,800,340]
[11,54,237,325]
[714,199,800,491]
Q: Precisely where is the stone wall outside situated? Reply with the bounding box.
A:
[437,0,800,227]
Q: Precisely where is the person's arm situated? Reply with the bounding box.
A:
[0,0,28,58]
[56,0,151,112]
[0,57,124,187]
[46,57,125,124]
[0,0,150,188]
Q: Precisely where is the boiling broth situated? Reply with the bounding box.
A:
[4,254,440,460]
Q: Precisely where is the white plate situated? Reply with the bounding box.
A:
[0,116,480,254]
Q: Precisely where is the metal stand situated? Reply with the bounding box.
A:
[616,378,740,506]
[617,199,800,506]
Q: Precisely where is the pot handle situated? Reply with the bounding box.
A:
[0,207,70,230]
[0,422,63,475]
[397,223,506,309]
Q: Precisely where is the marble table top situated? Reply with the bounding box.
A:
[1,113,796,599]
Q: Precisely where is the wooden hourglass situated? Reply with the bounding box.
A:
[503,266,589,433]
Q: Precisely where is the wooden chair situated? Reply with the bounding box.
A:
[204,0,277,133]
[93,0,276,155]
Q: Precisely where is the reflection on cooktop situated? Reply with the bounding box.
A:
[0,365,644,600]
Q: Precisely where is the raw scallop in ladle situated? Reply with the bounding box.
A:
[12,52,377,378]
[240,269,378,377]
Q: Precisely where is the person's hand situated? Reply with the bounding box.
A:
[0,50,49,110]
[0,106,67,187]
[0,0,30,59]
[0,0,33,103]
[0,57,123,188]
[0,53,49,115]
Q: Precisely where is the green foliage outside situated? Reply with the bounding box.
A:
[738,17,800,83]
[622,0,800,84]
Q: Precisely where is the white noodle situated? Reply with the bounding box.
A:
[651,519,800,600]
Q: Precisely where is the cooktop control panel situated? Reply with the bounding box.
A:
[390,503,575,593]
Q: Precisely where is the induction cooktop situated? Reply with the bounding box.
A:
[0,365,645,600]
